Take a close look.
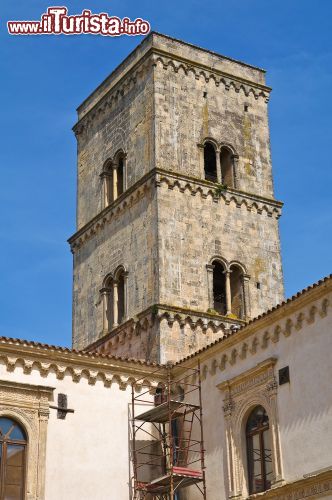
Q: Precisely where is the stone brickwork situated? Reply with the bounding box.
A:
[70,32,284,360]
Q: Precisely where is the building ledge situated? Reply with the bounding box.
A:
[68,168,282,252]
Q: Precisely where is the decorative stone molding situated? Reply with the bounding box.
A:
[68,174,154,252]
[73,54,154,137]
[87,303,244,362]
[73,43,271,137]
[0,335,168,394]
[68,168,283,253]
[153,53,271,102]
[0,353,162,392]
[0,380,54,500]
[156,170,282,218]
[218,358,284,499]
[185,295,330,380]
[248,468,332,499]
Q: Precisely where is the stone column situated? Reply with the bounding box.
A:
[113,281,119,328]
[123,271,129,320]
[197,143,205,179]
[242,274,251,320]
[223,393,238,498]
[225,270,232,316]
[216,147,222,183]
[232,154,239,189]
[100,287,110,333]
[123,153,128,192]
[206,264,215,309]
[100,172,111,208]
[37,407,50,500]
[267,382,284,487]
[113,165,118,201]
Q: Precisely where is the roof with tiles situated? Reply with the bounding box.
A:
[0,274,330,368]
[175,273,332,365]
[0,336,160,367]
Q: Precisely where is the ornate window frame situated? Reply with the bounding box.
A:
[100,265,129,334]
[206,257,251,320]
[100,150,127,209]
[0,379,54,500]
[218,358,284,499]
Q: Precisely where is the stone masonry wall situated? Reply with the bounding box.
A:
[71,33,284,355]
[72,183,158,350]
[75,64,154,229]
[153,44,274,199]
[157,179,284,320]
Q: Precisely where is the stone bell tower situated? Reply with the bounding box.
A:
[69,32,284,363]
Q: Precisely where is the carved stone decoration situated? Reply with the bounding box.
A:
[0,379,54,500]
[218,358,284,499]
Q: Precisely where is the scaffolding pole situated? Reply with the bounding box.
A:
[130,361,207,499]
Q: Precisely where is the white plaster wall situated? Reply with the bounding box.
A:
[0,364,134,500]
[186,292,332,499]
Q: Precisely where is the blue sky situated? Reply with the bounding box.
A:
[0,1,331,346]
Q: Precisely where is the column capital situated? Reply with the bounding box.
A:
[206,263,215,272]
[99,170,112,179]
[100,287,111,294]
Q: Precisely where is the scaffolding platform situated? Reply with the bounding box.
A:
[135,400,200,423]
[131,362,207,499]
[137,467,203,494]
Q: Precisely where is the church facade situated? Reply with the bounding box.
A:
[0,32,331,500]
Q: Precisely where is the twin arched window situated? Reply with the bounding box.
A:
[246,406,273,494]
[211,260,246,319]
[101,268,128,333]
[203,142,236,187]
[101,151,126,208]
[0,417,27,500]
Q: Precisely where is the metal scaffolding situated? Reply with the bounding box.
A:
[131,361,206,499]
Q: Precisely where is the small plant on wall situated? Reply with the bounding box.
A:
[207,308,219,315]
[214,184,228,197]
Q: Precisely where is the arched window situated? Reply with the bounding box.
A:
[116,269,125,325]
[100,152,126,209]
[230,264,245,319]
[116,156,124,197]
[246,406,272,494]
[101,268,128,333]
[212,261,227,315]
[114,152,126,199]
[220,147,234,187]
[101,160,113,208]
[204,142,217,182]
[0,417,27,500]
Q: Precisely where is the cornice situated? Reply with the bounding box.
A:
[152,49,271,101]
[150,32,266,73]
[247,468,332,499]
[68,168,282,252]
[73,50,154,137]
[217,357,277,392]
[156,168,283,210]
[174,276,331,373]
[0,379,54,396]
[0,337,165,391]
[68,169,155,252]
[0,276,330,389]
[73,43,271,136]
[86,303,245,354]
